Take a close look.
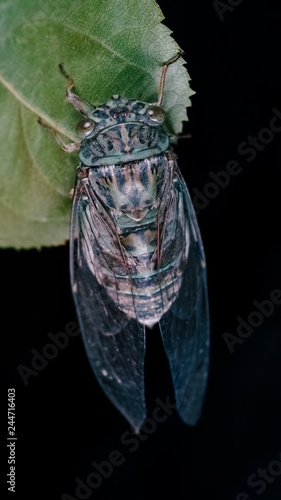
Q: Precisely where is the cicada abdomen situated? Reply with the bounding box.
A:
[58,58,210,432]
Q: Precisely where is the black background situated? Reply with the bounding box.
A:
[2,1,281,499]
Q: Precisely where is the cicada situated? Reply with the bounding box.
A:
[56,56,210,432]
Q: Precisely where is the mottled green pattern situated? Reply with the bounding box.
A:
[79,96,170,166]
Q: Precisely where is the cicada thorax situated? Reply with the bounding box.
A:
[80,122,169,166]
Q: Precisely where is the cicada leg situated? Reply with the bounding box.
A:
[59,64,96,116]
[169,132,192,142]
[157,51,184,106]
[37,117,80,153]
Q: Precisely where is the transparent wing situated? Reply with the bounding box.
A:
[70,176,146,432]
[159,163,210,426]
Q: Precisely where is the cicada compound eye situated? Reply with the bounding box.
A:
[76,118,95,138]
[146,105,166,124]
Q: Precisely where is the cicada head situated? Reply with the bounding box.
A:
[77,96,170,167]
[87,96,166,129]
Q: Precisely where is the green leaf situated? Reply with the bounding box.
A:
[0,0,194,249]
